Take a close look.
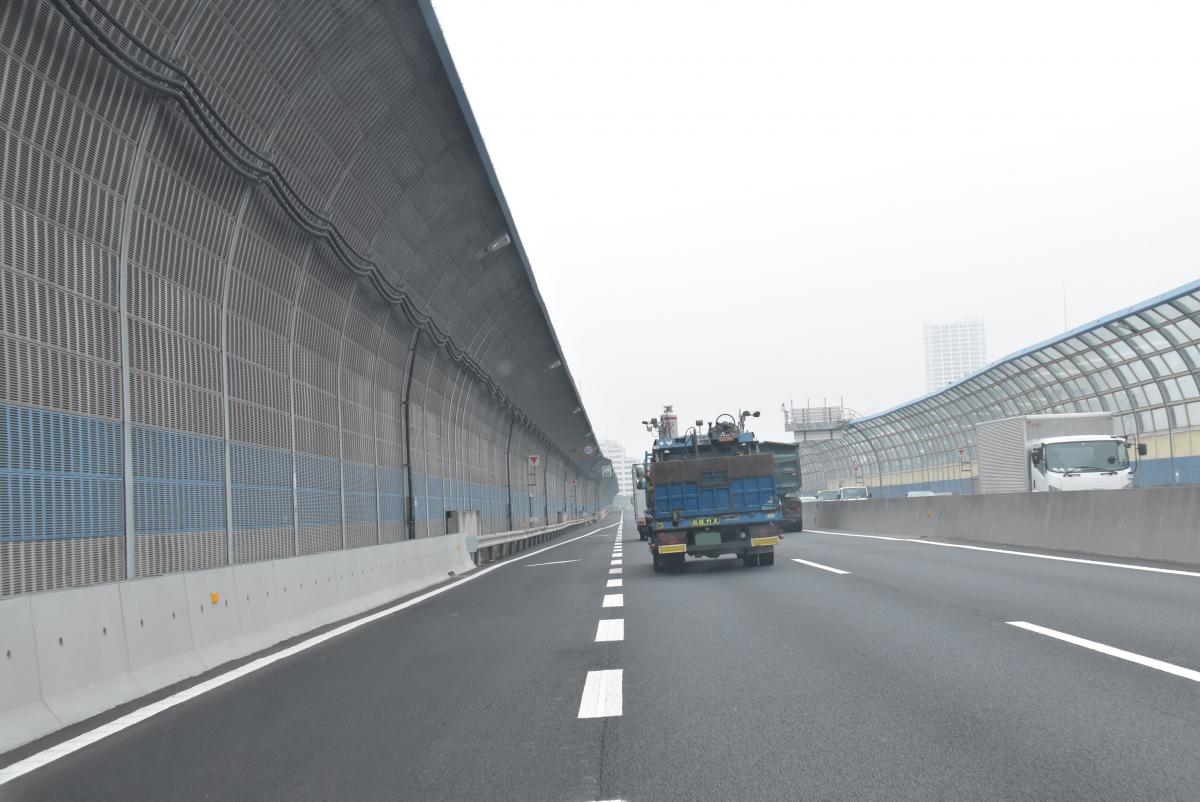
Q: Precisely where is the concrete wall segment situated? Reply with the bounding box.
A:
[0,596,59,754]
[29,582,140,729]
[811,487,1200,566]
[0,530,488,753]
[118,574,206,696]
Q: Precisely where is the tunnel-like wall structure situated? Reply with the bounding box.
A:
[802,280,1200,496]
[0,0,616,597]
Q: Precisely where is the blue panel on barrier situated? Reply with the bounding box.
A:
[231,442,292,530]
[344,462,377,524]
[378,466,406,523]
[1,404,124,542]
[133,426,225,534]
[297,453,340,526]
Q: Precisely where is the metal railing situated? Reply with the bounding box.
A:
[470,515,603,564]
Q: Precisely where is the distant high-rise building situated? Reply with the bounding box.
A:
[924,319,987,392]
[599,440,633,497]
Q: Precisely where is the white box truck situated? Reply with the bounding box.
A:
[975,412,1145,493]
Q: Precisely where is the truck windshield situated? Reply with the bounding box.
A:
[841,487,868,499]
[817,490,840,500]
[1043,440,1130,473]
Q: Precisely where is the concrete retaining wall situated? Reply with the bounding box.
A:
[0,535,476,753]
[806,486,1200,565]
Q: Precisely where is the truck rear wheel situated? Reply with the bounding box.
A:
[742,553,760,568]
[760,552,775,567]
[652,552,665,573]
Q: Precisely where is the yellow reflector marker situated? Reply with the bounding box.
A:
[210,591,220,605]
[658,544,686,554]
[750,536,779,547]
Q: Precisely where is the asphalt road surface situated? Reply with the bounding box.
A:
[4,510,1200,801]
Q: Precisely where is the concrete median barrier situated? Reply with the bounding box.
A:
[0,533,477,754]
[807,486,1200,566]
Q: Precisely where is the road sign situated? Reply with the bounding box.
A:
[582,444,596,457]
[571,480,577,487]
[602,465,612,477]
[528,455,540,467]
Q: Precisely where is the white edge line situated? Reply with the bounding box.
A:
[0,521,619,786]
[807,528,1200,578]
[791,557,850,575]
[805,528,903,542]
[525,559,580,567]
[1007,621,1200,683]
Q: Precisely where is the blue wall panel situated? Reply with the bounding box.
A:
[133,426,224,535]
[1,404,123,542]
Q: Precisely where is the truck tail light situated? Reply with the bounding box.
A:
[659,533,684,546]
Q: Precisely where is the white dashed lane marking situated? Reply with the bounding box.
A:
[577,669,623,718]
[791,557,850,575]
[606,578,623,588]
[595,619,624,642]
[602,593,624,608]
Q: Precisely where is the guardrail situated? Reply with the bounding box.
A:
[470,515,603,564]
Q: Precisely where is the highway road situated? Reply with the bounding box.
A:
[3,510,1200,800]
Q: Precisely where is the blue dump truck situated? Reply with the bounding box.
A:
[643,414,782,572]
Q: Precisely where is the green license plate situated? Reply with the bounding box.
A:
[691,517,719,526]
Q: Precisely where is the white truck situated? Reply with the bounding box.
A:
[974,412,1146,493]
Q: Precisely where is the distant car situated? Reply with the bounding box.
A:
[816,489,841,501]
[840,486,870,501]
[798,496,818,504]
[905,490,935,498]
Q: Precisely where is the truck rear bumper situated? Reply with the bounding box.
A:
[654,535,778,558]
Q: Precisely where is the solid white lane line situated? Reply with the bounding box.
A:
[0,521,618,786]
[791,558,850,575]
[525,559,580,567]
[606,578,623,588]
[595,619,624,642]
[609,568,622,575]
[1008,621,1200,683]
[909,539,1200,578]
[577,669,623,718]
[602,593,624,608]
[807,528,1200,579]
[611,559,622,566]
[805,529,904,542]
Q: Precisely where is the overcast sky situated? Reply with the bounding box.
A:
[433,0,1200,460]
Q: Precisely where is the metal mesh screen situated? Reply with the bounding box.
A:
[0,0,611,596]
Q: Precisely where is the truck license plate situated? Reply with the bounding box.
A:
[692,517,719,526]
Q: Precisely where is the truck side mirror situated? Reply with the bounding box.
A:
[636,479,646,490]
[1137,443,1148,456]
[1031,445,1044,464]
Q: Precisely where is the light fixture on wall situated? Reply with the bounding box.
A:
[474,231,512,261]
